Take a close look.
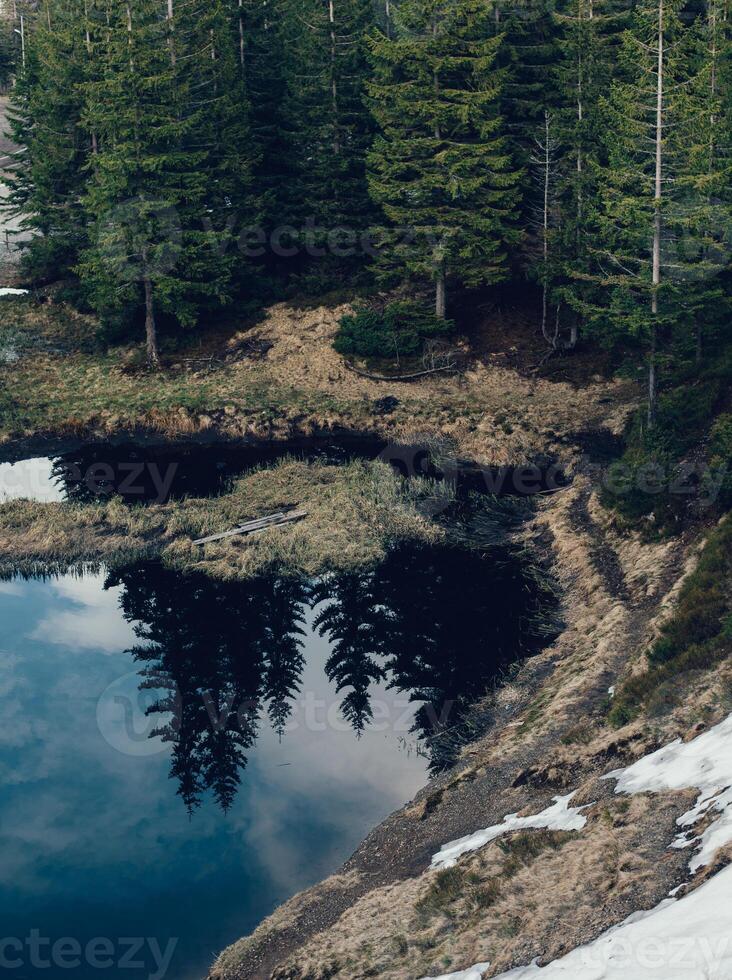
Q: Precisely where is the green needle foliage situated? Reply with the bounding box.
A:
[77,0,253,360]
[367,0,521,317]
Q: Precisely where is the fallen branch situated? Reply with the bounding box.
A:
[194,510,307,546]
[343,360,457,382]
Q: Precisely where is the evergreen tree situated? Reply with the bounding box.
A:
[78,0,253,365]
[282,0,378,285]
[367,0,520,317]
[4,0,92,280]
[236,0,297,276]
[551,0,630,348]
[500,0,563,276]
[587,0,732,421]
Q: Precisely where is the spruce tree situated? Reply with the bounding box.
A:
[588,0,732,421]
[282,0,377,284]
[4,0,92,280]
[236,0,300,278]
[551,0,630,347]
[500,0,563,275]
[367,0,520,317]
[78,0,253,365]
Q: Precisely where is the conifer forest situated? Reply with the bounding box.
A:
[4,0,731,426]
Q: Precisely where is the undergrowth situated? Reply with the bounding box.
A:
[609,513,732,725]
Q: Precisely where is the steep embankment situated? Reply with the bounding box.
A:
[208,472,727,980]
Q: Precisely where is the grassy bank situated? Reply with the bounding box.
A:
[609,513,732,725]
[0,298,362,441]
[0,457,448,580]
[0,296,631,470]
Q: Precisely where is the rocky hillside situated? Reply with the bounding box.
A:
[209,463,730,979]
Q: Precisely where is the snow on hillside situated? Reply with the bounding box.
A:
[424,863,732,979]
[607,712,732,872]
[431,794,590,870]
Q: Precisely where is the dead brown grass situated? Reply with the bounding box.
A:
[0,458,444,580]
[0,298,635,469]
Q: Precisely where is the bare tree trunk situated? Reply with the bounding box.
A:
[709,0,718,166]
[126,2,134,70]
[238,0,245,72]
[166,0,176,66]
[649,0,664,426]
[329,0,340,154]
[83,0,99,153]
[541,111,552,346]
[143,273,160,369]
[19,13,25,70]
[576,0,584,238]
[436,269,446,319]
[385,0,392,37]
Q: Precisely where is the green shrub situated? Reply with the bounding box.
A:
[334,302,454,361]
[609,514,732,725]
[707,414,732,509]
[415,867,465,918]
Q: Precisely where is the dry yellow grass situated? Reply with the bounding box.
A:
[0,458,444,579]
[0,297,635,467]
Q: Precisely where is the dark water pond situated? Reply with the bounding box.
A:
[0,438,386,505]
[0,540,554,980]
[0,438,568,505]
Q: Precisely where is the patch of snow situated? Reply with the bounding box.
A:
[431,794,590,870]
[608,685,616,698]
[605,713,732,872]
[446,865,732,979]
[419,963,490,980]
[0,287,28,297]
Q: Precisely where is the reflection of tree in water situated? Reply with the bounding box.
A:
[109,543,556,811]
[107,563,307,814]
[312,570,389,734]
[314,543,555,765]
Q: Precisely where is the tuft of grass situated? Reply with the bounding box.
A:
[415,867,466,919]
[498,830,574,878]
[609,513,732,726]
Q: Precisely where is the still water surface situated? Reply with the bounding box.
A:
[0,543,551,979]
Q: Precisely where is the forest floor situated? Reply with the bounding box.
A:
[0,296,634,461]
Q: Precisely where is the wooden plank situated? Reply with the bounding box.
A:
[193,510,307,546]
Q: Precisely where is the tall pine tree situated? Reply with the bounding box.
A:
[78,0,253,365]
[367,0,520,317]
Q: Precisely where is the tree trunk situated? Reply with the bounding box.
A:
[84,0,99,153]
[329,0,340,154]
[541,111,552,347]
[649,0,664,426]
[143,276,160,369]
[436,269,446,319]
[166,0,176,66]
[239,0,245,72]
